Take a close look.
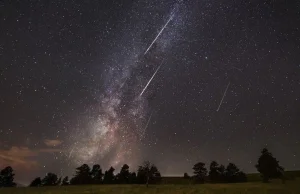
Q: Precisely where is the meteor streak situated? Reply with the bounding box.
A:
[68,147,74,159]
[144,13,175,55]
[139,61,164,97]
[143,111,153,132]
[216,82,230,112]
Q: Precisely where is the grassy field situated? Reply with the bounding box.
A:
[1,179,299,194]
[246,170,300,182]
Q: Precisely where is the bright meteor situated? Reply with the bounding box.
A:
[144,13,175,55]
[216,82,231,112]
[139,61,164,97]
[143,111,153,132]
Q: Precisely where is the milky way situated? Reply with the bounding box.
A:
[67,1,186,169]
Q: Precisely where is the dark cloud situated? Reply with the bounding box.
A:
[0,146,61,170]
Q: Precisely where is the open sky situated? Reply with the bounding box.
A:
[0,0,299,184]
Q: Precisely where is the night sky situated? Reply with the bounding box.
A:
[1,0,300,184]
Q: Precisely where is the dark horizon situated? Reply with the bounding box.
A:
[5,151,298,186]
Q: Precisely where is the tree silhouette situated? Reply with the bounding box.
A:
[129,172,137,184]
[103,167,115,184]
[225,163,247,183]
[137,161,161,186]
[70,164,92,185]
[116,164,130,184]
[225,163,240,182]
[183,172,190,179]
[29,177,42,187]
[90,164,103,184]
[217,164,226,182]
[62,176,69,185]
[56,177,62,186]
[237,171,247,182]
[192,162,207,183]
[42,173,58,186]
[0,166,16,187]
[256,148,284,183]
[209,161,220,183]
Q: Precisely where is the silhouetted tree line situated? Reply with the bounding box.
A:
[27,161,161,187]
[0,148,286,187]
[184,148,284,184]
[187,161,247,183]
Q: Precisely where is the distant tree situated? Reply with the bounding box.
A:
[70,164,92,185]
[237,171,247,182]
[192,162,207,183]
[225,163,247,183]
[209,161,220,183]
[116,164,130,184]
[103,167,115,184]
[225,163,239,182]
[0,166,16,187]
[56,177,62,186]
[62,176,69,185]
[137,161,161,186]
[29,177,42,187]
[183,172,190,179]
[217,164,226,182]
[42,173,58,186]
[129,172,137,184]
[90,164,103,184]
[255,148,284,183]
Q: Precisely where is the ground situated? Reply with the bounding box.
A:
[1,179,299,194]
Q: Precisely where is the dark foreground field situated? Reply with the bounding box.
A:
[1,179,299,194]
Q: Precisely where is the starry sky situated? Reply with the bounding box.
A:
[0,0,300,184]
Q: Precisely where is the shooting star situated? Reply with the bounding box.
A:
[216,82,231,112]
[139,60,164,97]
[143,111,153,132]
[144,13,175,55]
[231,66,243,72]
[230,102,240,113]
[68,147,74,159]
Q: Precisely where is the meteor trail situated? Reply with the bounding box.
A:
[216,82,231,112]
[68,147,74,159]
[139,61,164,97]
[143,111,153,132]
[144,13,175,55]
